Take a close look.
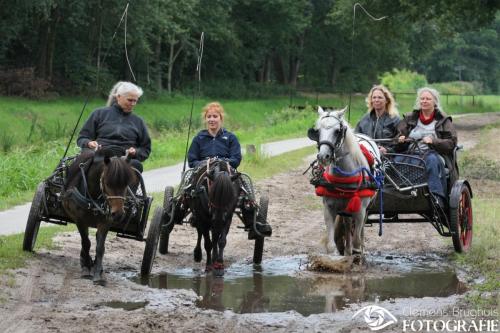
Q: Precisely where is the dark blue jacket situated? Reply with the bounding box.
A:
[188,129,242,169]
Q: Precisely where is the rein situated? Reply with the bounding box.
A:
[317,112,348,161]
[313,112,386,235]
[100,176,126,202]
[78,162,107,215]
[205,159,233,210]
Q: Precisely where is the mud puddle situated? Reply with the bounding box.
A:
[98,300,150,311]
[127,255,467,316]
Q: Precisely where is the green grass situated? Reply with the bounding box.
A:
[455,197,500,309]
[1,93,498,210]
[0,225,74,273]
[454,124,500,309]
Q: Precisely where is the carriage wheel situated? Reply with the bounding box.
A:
[159,186,175,254]
[253,195,269,264]
[141,207,163,275]
[23,182,46,252]
[449,182,473,253]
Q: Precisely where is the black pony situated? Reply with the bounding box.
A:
[62,147,136,283]
[190,159,241,276]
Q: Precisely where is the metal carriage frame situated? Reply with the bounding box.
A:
[152,167,272,266]
[366,147,473,253]
[22,155,158,275]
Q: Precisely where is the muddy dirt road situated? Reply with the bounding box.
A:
[1,113,499,332]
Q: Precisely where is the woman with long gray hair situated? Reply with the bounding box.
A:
[77,81,151,172]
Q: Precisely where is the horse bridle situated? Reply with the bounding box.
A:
[317,113,348,162]
[99,175,127,203]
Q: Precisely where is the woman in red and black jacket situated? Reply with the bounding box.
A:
[395,87,458,208]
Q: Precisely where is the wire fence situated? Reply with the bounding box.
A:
[289,88,498,109]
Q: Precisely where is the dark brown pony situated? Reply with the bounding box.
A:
[62,147,136,283]
[190,159,240,276]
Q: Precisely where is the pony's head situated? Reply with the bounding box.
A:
[100,152,136,222]
[309,106,351,166]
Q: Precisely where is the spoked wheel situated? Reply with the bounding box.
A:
[159,186,175,255]
[253,195,269,265]
[23,182,46,252]
[449,182,473,253]
[141,207,163,276]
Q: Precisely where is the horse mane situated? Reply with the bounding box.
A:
[344,126,367,167]
[209,172,237,211]
[193,160,237,212]
[102,156,136,189]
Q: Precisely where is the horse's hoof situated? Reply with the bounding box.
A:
[93,279,107,286]
[212,262,224,277]
[93,273,106,286]
[194,248,202,262]
[81,267,92,279]
[352,254,365,265]
[205,264,213,272]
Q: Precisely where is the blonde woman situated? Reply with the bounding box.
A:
[355,85,400,154]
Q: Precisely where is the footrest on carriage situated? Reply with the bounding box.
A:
[248,223,272,240]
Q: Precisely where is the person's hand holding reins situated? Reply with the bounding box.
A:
[378,146,388,154]
[87,141,100,150]
[422,136,433,144]
[126,147,136,157]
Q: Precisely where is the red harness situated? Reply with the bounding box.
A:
[315,144,376,213]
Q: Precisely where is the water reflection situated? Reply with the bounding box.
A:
[132,257,466,316]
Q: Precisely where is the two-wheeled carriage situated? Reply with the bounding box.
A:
[152,161,272,271]
[22,152,158,276]
[366,141,473,253]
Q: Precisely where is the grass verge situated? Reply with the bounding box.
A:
[455,124,500,309]
[0,225,75,273]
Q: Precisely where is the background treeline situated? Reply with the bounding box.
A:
[0,0,499,98]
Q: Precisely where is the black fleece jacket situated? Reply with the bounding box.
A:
[77,103,151,162]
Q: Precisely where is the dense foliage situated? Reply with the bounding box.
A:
[0,0,498,97]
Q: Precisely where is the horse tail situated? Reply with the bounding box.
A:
[208,173,237,213]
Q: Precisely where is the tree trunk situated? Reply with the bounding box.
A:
[166,35,183,94]
[154,34,162,91]
[257,55,270,83]
[330,49,338,88]
[288,56,300,87]
[288,35,304,87]
[273,53,287,84]
[46,15,60,81]
[36,6,61,81]
[96,0,103,89]
[37,21,49,78]
[264,55,271,82]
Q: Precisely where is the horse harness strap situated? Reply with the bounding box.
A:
[317,112,347,161]
[75,161,107,215]
[99,176,126,202]
[205,159,233,210]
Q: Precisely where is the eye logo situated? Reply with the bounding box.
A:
[352,305,398,331]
